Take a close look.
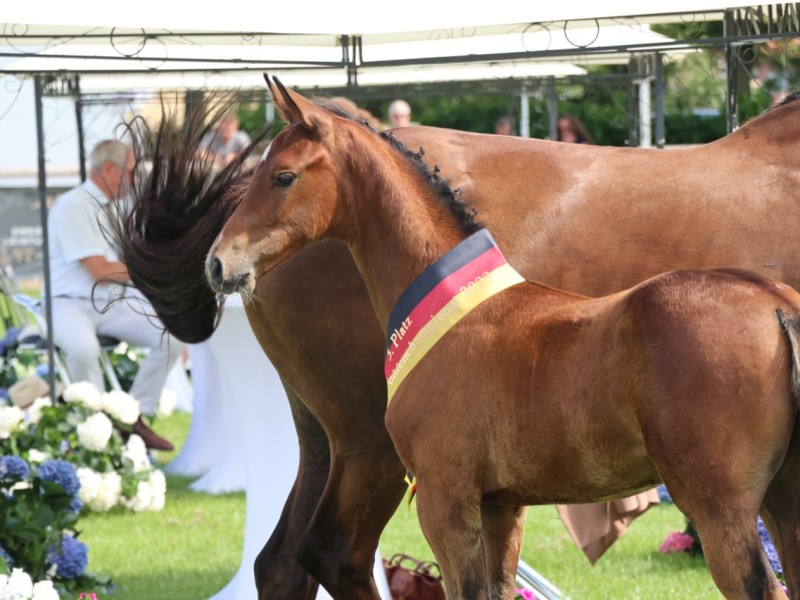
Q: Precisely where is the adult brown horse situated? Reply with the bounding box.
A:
[207,76,800,600]
[119,87,800,599]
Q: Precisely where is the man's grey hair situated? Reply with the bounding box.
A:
[89,140,131,174]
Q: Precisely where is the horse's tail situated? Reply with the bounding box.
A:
[111,93,269,343]
[777,309,800,403]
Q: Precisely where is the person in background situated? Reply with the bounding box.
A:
[494,116,515,136]
[556,113,593,144]
[47,140,182,451]
[387,99,413,128]
[198,113,251,169]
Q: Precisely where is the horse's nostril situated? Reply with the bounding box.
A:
[209,257,224,287]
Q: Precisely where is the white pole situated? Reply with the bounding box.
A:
[638,78,652,148]
[520,85,530,138]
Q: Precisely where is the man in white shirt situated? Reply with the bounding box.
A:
[48,139,181,450]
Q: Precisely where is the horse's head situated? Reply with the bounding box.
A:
[206,76,342,298]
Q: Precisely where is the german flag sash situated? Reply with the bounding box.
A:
[384,229,525,404]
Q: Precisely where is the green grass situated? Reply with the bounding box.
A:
[78,412,244,599]
[79,412,724,599]
[381,499,723,599]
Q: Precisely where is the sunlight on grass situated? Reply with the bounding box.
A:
[80,411,723,599]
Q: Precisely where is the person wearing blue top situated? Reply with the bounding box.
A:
[47,140,181,450]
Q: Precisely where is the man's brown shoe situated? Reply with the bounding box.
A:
[132,417,175,451]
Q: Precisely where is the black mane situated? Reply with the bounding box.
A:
[379,130,481,235]
[312,96,481,235]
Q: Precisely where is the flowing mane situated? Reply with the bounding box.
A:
[115,94,267,342]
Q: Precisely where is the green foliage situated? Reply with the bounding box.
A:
[106,343,143,393]
[664,113,727,144]
[414,95,516,134]
[0,457,111,596]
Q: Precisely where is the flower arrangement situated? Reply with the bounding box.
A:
[1,380,167,513]
[514,588,537,600]
[0,455,111,597]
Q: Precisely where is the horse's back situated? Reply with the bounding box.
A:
[394,124,800,296]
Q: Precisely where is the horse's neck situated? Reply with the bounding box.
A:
[343,149,465,327]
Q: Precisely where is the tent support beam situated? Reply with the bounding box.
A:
[33,75,57,403]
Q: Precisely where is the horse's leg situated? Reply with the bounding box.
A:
[480,503,527,599]
[688,508,783,599]
[415,478,490,599]
[760,416,800,599]
[296,429,407,600]
[254,383,328,599]
[660,458,784,598]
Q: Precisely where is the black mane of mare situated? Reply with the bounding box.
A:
[115,94,269,342]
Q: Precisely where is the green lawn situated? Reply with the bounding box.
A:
[78,411,725,599]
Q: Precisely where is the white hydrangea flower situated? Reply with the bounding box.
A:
[122,469,167,512]
[0,405,25,439]
[122,434,151,473]
[27,448,49,464]
[149,469,167,505]
[76,467,122,512]
[2,568,33,600]
[32,579,60,600]
[101,390,140,425]
[76,412,113,452]
[25,396,52,425]
[62,381,104,410]
[156,389,177,418]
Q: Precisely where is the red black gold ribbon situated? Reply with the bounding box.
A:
[384,230,525,505]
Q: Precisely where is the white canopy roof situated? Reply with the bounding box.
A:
[0,1,765,37]
[0,1,772,89]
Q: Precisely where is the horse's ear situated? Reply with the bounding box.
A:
[264,74,330,134]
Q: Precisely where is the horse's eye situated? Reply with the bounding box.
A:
[275,172,297,188]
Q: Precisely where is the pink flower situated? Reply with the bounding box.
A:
[659,531,695,554]
[514,588,538,600]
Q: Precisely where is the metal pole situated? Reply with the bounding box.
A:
[638,77,652,148]
[520,84,530,138]
[724,10,739,133]
[33,75,57,402]
[547,76,557,140]
[74,75,87,182]
[654,52,665,149]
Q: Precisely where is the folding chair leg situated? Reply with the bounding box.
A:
[98,348,123,391]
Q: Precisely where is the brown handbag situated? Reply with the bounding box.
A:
[383,553,446,600]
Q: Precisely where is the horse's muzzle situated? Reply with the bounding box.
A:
[206,256,250,295]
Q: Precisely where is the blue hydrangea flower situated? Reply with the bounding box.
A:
[47,533,88,579]
[0,388,8,403]
[0,544,13,569]
[37,459,80,497]
[70,496,84,513]
[35,363,50,378]
[0,327,20,355]
[0,455,30,481]
[757,517,782,575]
